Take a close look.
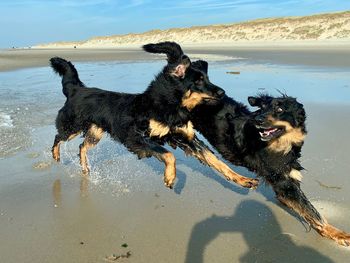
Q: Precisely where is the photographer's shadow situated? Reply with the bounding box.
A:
[185,200,333,263]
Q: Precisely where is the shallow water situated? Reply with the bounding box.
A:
[1,59,349,158]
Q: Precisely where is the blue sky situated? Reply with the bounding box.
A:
[0,0,349,48]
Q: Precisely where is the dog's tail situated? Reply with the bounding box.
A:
[50,57,84,97]
[142,41,185,64]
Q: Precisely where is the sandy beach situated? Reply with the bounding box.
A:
[0,47,350,263]
[1,45,350,72]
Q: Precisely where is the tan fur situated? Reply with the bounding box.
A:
[68,132,80,141]
[174,121,195,141]
[161,152,176,188]
[181,90,214,111]
[186,148,258,188]
[52,142,61,162]
[149,119,195,141]
[149,119,170,138]
[289,169,303,182]
[318,223,350,246]
[279,195,350,246]
[79,124,104,174]
[52,132,81,162]
[267,118,306,154]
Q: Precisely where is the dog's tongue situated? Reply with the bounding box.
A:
[260,128,278,137]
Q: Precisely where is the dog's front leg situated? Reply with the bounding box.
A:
[273,178,350,247]
[171,136,259,189]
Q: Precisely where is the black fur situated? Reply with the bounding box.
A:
[170,60,350,246]
[50,42,226,189]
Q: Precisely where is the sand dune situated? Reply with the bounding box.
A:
[34,11,350,48]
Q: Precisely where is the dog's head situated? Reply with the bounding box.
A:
[143,41,191,78]
[180,60,225,111]
[248,94,306,153]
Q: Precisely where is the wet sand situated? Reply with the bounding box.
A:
[0,49,350,262]
[1,105,350,263]
[1,45,350,72]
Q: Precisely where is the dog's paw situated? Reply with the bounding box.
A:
[320,223,350,247]
[81,167,90,176]
[164,178,175,189]
[334,232,350,247]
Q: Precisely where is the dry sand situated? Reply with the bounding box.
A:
[0,48,350,263]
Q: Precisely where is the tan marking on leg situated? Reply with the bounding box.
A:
[318,223,350,247]
[181,91,214,111]
[161,152,176,189]
[79,124,104,174]
[267,118,306,154]
[174,121,195,141]
[68,132,80,141]
[188,148,258,188]
[52,141,61,162]
[278,195,350,246]
[149,119,170,138]
[52,132,81,162]
[289,169,303,182]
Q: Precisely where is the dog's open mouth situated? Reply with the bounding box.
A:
[256,126,284,141]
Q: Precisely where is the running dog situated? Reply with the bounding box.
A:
[50,42,258,190]
[170,60,350,246]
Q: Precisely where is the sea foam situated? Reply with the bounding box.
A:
[0,112,13,128]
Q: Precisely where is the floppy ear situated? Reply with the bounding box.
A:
[142,41,184,64]
[192,60,208,74]
[173,54,191,78]
[248,96,260,107]
[143,41,191,78]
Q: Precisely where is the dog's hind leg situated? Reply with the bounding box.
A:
[79,124,104,174]
[273,178,350,246]
[126,136,176,189]
[52,132,81,162]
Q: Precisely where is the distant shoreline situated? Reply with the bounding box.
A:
[1,45,350,72]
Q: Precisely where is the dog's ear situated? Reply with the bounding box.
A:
[296,102,306,126]
[192,60,208,74]
[173,54,191,78]
[143,41,184,64]
[248,96,261,107]
[143,41,190,78]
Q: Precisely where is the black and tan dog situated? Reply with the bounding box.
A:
[50,42,258,190]
[170,60,350,246]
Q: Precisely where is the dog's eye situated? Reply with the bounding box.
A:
[276,107,283,113]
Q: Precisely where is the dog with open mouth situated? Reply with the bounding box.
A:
[170,60,350,247]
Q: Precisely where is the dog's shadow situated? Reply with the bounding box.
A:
[185,199,333,263]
